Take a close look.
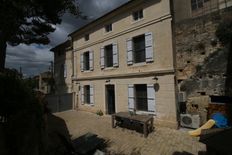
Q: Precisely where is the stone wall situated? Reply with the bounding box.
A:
[175,7,232,98]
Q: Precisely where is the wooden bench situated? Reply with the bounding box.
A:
[112,112,154,137]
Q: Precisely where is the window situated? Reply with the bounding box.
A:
[104,44,113,67]
[127,32,153,65]
[81,85,94,105]
[128,84,155,112]
[83,52,90,70]
[191,0,203,10]
[100,43,118,69]
[81,51,93,71]
[105,24,112,32]
[135,84,148,111]
[133,9,143,21]
[84,34,89,41]
[84,85,90,104]
[133,34,146,63]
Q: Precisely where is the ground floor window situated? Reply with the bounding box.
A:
[135,84,148,111]
[128,84,155,113]
[84,85,90,104]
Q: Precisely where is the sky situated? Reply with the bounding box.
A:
[5,0,129,77]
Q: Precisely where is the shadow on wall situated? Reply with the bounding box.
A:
[225,42,232,122]
[173,151,206,155]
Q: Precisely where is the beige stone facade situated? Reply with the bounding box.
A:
[67,0,178,128]
[51,0,180,128]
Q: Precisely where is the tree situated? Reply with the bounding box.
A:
[0,0,79,70]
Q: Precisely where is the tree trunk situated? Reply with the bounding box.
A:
[0,37,7,71]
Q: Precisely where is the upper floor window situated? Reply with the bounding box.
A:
[105,24,112,32]
[84,34,89,41]
[81,51,94,71]
[100,43,118,69]
[191,0,203,10]
[83,52,90,71]
[133,9,143,21]
[104,44,113,67]
[133,34,146,63]
[127,32,154,65]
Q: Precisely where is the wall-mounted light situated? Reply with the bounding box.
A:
[76,82,80,91]
[153,76,158,82]
[153,76,159,91]
[105,79,110,83]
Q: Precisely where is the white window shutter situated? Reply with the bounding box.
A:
[147,84,155,112]
[128,84,135,111]
[80,53,84,71]
[145,32,154,62]
[89,51,94,71]
[113,43,119,67]
[127,38,133,65]
[64,64,67,78]
[100,47,105,69]
[81,86,84,104]
[90,85,94,105]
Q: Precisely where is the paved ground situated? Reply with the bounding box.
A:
[56,110,206,155]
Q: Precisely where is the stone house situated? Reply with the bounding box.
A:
[52,0,178,128]
[34,71,53,94]
[51,40,74,94]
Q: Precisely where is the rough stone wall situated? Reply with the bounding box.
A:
[175,8,232,98]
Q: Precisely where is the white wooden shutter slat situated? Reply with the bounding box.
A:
[89,51,94,71]
[100,47,105,69]
[80,54,84,71]
[81,86,84,104]
[127,39,133,65]
[147,84,155,112]
[90,85,94,105]
[128,84,135,111]
[145,32,154,62]
[113,43,119,67]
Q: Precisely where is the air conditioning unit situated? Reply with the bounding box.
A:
[180,114,200,129]
[178,92,187,102]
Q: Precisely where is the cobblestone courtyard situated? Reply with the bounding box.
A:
[56,110,206,155]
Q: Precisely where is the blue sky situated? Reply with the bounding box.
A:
[5,0,128,77]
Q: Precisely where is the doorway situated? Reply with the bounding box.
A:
[106,85,115,114]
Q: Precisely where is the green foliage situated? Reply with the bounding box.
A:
[0,69,45,155]
[0,0,79,46]
[96,110,103,116]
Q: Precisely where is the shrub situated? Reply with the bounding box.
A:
[96,110,103,116]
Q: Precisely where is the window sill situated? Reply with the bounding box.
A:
[103,31,113,36]
[83,103,94,107]
[82,70,92,73]
[130,62,147,67]
[103,67,116,71]
[136,110,155,115]
[131,18,144,25]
